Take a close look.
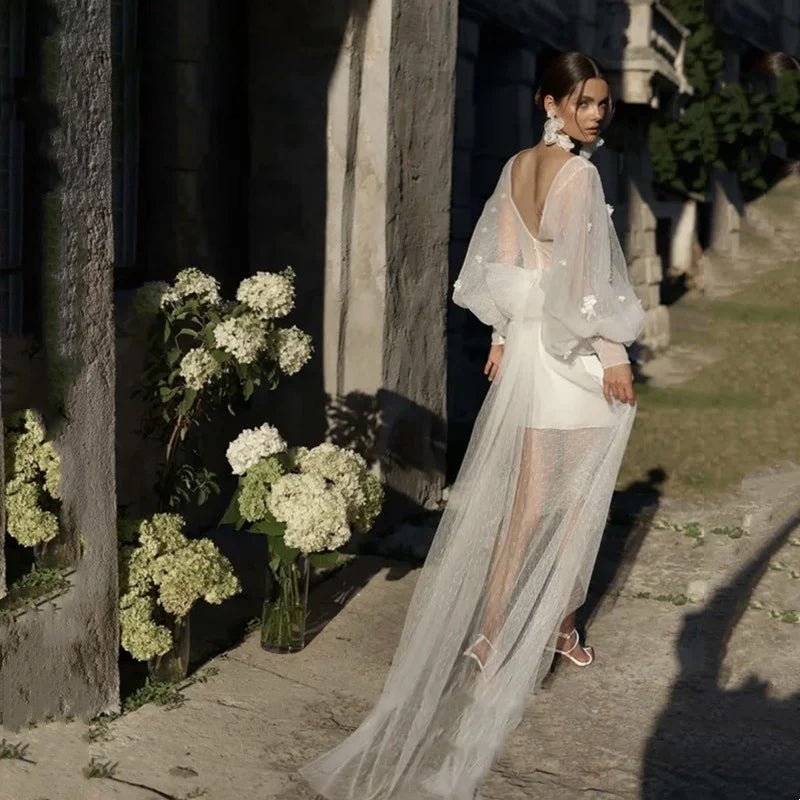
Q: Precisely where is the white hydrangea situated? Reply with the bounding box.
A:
[236,269,295,320]
[295,442,366,510]
[132,281,170,318]
[275,326,313,375]
[268,472,351,553]
[226,423,287,476]
[161,268,221,307]
[179,347,220,390]
[212,314,267,364]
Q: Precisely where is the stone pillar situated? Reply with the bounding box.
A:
[250,0,457,525]
[620,120,670,353]
[380,0,458,518]
[710,169,741,259]
[0,0,118,730]
[670,198,697,274]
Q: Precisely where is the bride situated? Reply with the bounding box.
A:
[299,51,646,800]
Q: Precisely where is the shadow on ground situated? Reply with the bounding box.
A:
[641,507,800,799]
[580,467,667,630]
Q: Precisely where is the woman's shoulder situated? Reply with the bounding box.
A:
[556,153,600,193]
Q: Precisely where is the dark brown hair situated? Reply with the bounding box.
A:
[534,52,614,130]
[749,51,800,78]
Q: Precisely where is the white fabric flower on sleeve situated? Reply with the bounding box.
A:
[606,204,614,217]
[580,294,598,320]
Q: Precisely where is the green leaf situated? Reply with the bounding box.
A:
[178,388,198,414]
[219,485,243,526]
[250,517,285,536]
[166,348,181,366]
[308,551,341,570]
[267,535,300,564]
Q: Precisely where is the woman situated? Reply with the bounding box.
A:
[299,52,646,800]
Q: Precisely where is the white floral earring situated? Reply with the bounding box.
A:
[543,108,574,152]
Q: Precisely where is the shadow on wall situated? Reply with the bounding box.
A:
[116,0,379,530]
[326,388,446,531]
[247,0,374,452]
[642,507,800,799]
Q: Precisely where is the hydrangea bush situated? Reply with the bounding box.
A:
[3,410,62,547]
[132,266,313,511]
[118,512,241,661]
[221,424,384,572]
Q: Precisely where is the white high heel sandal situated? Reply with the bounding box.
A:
[462,633,497,673]
[554,628,594,666]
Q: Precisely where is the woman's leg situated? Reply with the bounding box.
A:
[466,425,598,669]
[553,426,605,663]
[467,427,554,667]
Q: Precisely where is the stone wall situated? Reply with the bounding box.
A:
[0,0,119,730]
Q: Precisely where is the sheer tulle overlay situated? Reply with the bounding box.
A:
[298,153,646,799]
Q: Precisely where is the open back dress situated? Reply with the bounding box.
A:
[299,150,647,800]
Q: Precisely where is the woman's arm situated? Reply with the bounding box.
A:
[452,159,522,348]
[590,335,629,368]
[540,160,645,363]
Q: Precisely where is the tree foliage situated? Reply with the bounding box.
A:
[649,0,800,196]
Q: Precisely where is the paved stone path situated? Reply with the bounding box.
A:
[1,462,799,800]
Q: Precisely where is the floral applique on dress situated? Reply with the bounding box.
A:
[580,294,598,321]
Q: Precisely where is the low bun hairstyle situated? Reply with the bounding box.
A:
[534,52,615,129]
[749,51,800,77]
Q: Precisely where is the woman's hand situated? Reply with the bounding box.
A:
[602,363,636,405]
[484,344,504,382]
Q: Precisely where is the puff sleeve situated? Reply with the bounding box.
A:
[452,159,523,342]
[540,160,646,363]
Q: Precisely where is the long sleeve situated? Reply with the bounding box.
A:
[540,160,646,363]
[452,158,523,340]
[590,336,629,368]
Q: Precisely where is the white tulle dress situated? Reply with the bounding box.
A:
[298,150,647,800]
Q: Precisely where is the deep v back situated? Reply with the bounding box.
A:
[508,151,575,241]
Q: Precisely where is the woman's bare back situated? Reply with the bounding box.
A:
[509,145,574,240]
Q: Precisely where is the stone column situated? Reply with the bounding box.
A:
[709,168,741,259]
[250,0,457,525]
[0,0,118,730]
[670,198,696,274]
[380,0,458,518]
[620,120,670,353]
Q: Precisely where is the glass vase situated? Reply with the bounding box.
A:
[148,612,191,683]
[260,555,310,653]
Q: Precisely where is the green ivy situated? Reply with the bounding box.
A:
[649,0,799,197]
